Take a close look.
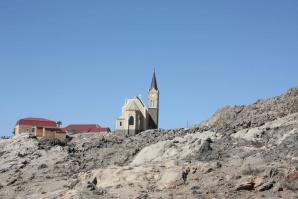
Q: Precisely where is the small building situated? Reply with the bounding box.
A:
[64,124,111,134]
[116,71,160,136]
[15,117,66,140]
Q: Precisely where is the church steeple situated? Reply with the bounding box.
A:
[148,70,160,129]
[150,69,158,91]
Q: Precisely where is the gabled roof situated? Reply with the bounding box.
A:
[126,101,139,111]
[135,96,145,107]
[16,118,58,128]
[150,70,158,91]
[63,124,110,133]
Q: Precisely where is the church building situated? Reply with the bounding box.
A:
[116,71,160,136]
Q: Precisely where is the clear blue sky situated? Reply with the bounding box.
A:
[0,1,298,135]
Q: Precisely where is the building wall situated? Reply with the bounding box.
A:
[116,112,146,136]
[15,125,66,140]
[116,97,148,135]
[36,128,43,137]
[42,128,66,140]
[116,118,125,131]
[148,89,159,109]
[148,108,159,129]
[55,131,66,140]
[15,125,36,135]
[43,129,56,139]
[148,88,159,129]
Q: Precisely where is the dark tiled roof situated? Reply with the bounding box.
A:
[63,124,110,133]
[16,118,58,128]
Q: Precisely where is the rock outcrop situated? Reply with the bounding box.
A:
[1,87,298,199]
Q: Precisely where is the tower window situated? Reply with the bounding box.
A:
[151,100,154,107]
[120,122,122,126]
[129,116,134,126]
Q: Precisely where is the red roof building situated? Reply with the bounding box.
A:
[16,118,58,128]
[64,124,110,133]
[15,117,66,140]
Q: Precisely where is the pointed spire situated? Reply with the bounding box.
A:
[150,69,158,90]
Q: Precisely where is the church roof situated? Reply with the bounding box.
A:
[150,70,158,90]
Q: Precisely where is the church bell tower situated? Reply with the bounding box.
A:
[148,70,159,129]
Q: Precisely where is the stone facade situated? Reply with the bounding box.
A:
[15,125,36,135]
[116,71,159,136]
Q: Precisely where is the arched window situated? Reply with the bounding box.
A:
[129,116,134,126]
[151,100,154,107]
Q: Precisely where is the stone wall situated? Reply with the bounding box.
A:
[15,125,35,135]
[36,128,43,137]
[43,129,56,139]
[55,131,66,140]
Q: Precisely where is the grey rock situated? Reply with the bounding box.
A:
[257,181,274,192]
[37,164,48,170]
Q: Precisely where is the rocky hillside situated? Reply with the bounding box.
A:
[1,87,298,199]
[195,87,298,133]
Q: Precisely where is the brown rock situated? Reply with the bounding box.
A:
[236,178,255,191]
[287,171,298,181]
[253,176,264,189]
[236,176,265,191]
[257,181,274,192]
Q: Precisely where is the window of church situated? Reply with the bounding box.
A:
[120,122,122,126]
[129,116,134,126]
[151,100,154,107]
